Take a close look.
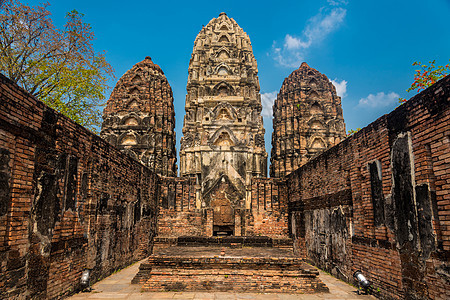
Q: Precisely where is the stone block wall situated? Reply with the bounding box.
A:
[287,75,450,299]
[0,74,160,299]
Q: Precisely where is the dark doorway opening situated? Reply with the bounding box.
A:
[213,225,234,236]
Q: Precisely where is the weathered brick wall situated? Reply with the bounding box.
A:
[288,75,450,299]
[248,178,289,238]
[157,177,204,237]
[0,74,159,299]
[157,177,290,238]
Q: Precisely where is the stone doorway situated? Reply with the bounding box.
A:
[202,174,243,237]
[211,197,234,236]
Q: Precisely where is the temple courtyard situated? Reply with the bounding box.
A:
[69,258,375,300]
[1,8,449,299]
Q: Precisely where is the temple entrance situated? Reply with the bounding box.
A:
[211,197,234,236]
[203,174,243,236]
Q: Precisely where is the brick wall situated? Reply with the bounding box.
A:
[248,178,289,238]
[287,75,450,299]
[157,177,290,239]
[0,74,160,299]
[157,177,204,237]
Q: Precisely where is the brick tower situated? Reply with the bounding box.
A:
[270,62,346,178]
[179,12,267,233]
[101,57,177,177]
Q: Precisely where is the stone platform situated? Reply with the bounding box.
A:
[154,236,294,248]
[133,237,329,294]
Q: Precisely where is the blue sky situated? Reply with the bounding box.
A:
[22,0,450,169]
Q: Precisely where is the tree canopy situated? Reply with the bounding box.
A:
[0,0,114,132]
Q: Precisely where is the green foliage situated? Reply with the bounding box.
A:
[347,128,361,136]
[399,60,449,104]
[0,1,114,132]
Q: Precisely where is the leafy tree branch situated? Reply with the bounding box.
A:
[0,0,115,132]
[399,60,449,104]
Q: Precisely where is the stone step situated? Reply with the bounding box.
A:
[153,236,294,249]
[147,268,319,277]
[133,252,329,293]
[177,236,293,248]
[130,263,152,284]
[142,268,328,293]
[144,256,306,270]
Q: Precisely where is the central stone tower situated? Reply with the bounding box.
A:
[179,12,267,230]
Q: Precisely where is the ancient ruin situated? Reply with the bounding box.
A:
[0,12,449,300]
[271,62,346,178]
[179,12,267,223]
[101,56,177,177]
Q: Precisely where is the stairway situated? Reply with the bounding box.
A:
[132,236,329,294]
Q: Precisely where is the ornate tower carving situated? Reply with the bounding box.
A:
[270,62,346,178]
[180,12,267,210]
[101,57,177,177]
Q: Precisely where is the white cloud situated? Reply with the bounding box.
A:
[331,79,347,98]
[327,0,348,6]
[358,92,400,108]
[272,3,347,68]
[284,34,302,50]
[273,43,304,68]
[261,91,278,118]
[303,7,346,46]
